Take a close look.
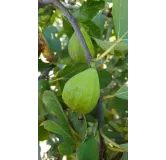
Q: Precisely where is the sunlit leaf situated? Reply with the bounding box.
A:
[115,84,128,100]
[41,91,76,154]
[93,38,128,54]
[112,0,128,41]
[73,0,105,22]
[42,120,75,154]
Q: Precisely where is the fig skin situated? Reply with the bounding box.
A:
[68,27,95,63]
[62,68,100,114]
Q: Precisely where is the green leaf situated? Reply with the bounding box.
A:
[92,13,107,34]
[38,59,49,72]
[38,79,50,93]
[69,111,87,141]
[100,129,125,149]
[115,84,128,100]
[108,121,123,133]
[73,0,105,22]
[38,6,56,27]
[81,21,101,38]
[58,64,89,79]
[98,69,112,88]
[43,25,58,34]
[103,125,124,142]
[42,120,75,155]
[41,91,76,154]
[57,57,74,65]
[46,114,58,123]
[38,94,48,118]
[49,12,57,25]
[121,143,128,160]
[42,91,73,135]
[106,97,128,115]
[67,154,75,160]
[93,38,128,54]
[105,150,119,160]
[63,17,74,38]
[114,50,126,59]
[38,126,50,141]
[76,137,99,160]
[112,0,128,41]
[120,143,128,150]
[50,64,88,88]
[122,152,128,160]
[43,26,61,52]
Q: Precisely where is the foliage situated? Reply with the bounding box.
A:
[38,0,128,159]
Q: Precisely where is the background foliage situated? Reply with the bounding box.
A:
[38,0,128,159]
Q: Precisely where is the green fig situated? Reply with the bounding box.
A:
[68,27,95,63]
[62,68,100,114]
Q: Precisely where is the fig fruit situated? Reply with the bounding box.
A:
[62,68,100,114]
[68,27,95,63]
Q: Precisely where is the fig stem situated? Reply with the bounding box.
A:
[40,0,93,65]
[103,94,115,101]
[95,31,128,62]
[78,114,84,120]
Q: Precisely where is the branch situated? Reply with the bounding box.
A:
[97,94,103,129]
[97,94,104,160]
[105,18,112,41]
[39,0,93,65]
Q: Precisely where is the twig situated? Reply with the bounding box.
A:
[97,95,103,129]
[99,134,104,160]
[97,94,104,160]
[95,31,128,62]
[105,26,111,41]
[103,94,115,101]
[38,65,54,81]
[105,18,112,41]
[39,0,93,65]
